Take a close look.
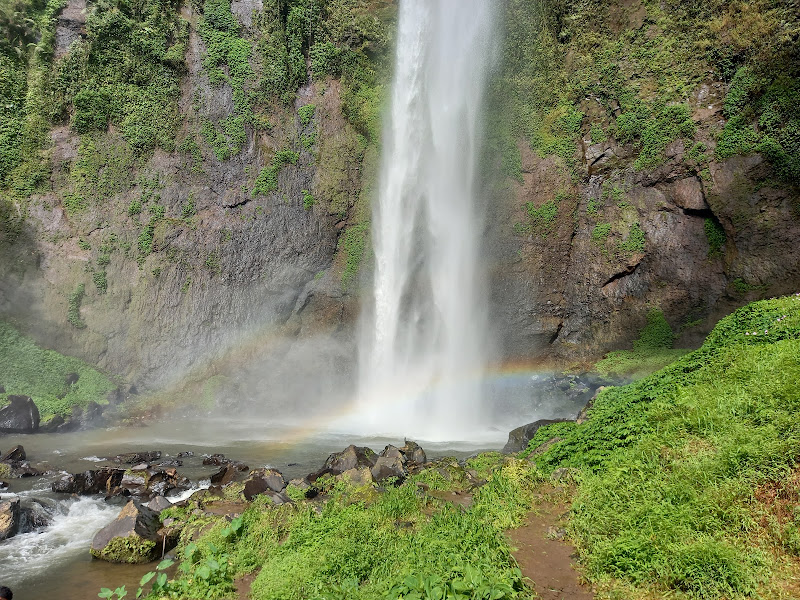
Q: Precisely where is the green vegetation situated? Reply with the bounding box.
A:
[67,283,86,329]
[530,294,800,598]
[716,67,800,182]
[596,308,681,379]
[50,0,185,153]
[341,222,369,287]
[496,0,799,182]
[618,222,645,254]
[298,104,316,126]
[704,217,727,256]
[252,150,299,196]
[591,223,611,244]
[515,198,559,238]
[0,321,115,419]
[92,270,108,294]
[302,189,315,211]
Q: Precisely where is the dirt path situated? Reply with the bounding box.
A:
[508,488,594,600]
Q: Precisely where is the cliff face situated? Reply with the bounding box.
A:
[0,0,798,396]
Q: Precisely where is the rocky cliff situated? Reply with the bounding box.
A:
[0,0,798,402]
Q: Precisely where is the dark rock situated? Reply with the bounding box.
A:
[146,496,173,513]
[0,497,20,540]
[0,395,40,433]
[176,451,194,458]
[371,455,406,483]
[83,401,105,427]
[91,500,166,563]
[502,418,574,454]
[321,445,378,476]
[577,386,606,424]
[3,445,26,462]
[51,467,124,495]
[379,445,407,463]
[401,440,427,464]
[9,461,43,478]
[118,471,147,497]
[210,464,238,486]
[113,451,162,465]
[145,468,185,498]
[266,491,291,506]
[155,459,183,468]
[0,385,4,393]
[243,468,286,501]
[39,415,66,433]
[20,500,52,531]
[202,454,228,466]
[65,372,80,385]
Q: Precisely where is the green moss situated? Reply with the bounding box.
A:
[633,104,696,170]
[67,283,86,329]
[302,189,314,211]
[0,463,10,478]
[297,104,316,127]
[252,150,299,197]
[0,321,115,419]
[589,122,607,144]
[592,223,611,244]
[92,270,108,294]
[91,536,158,564]
[704,218,726,257]
[633,308,676,351]
[618,222,645,254]
[525,199,558,237]
[341,222,369,287]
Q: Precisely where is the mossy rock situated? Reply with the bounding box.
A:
[90,534,158,564]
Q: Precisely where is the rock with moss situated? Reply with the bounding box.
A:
[90,500,164,563]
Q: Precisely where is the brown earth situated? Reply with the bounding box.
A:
[508,486,594,600]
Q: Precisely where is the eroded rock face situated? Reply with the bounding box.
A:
[371,455,406,484]
[0,396,40,433]
[90,500,164,563]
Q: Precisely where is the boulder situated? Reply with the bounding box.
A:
[146,496,173,513]
[39,415,66,433]
[20,500,52,531]
[0,395,40,433]
[339,467,374,486]
[379,445,407,463]
[210,464,238,486]
[9,461,43,478]
[65,372,80,385]
[91,500,165,563]
[502,418,574,454]
[371,455,407,483]
[0,497,20,540]
[51,467,124,494]
[3,445,26,462]
[401,440,427,464]
[321,445,378,476]
[243,469,286,501]
[113,451,162,465]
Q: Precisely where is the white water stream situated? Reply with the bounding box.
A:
[357,0,497,441]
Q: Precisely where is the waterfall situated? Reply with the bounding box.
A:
[357,0,497,441]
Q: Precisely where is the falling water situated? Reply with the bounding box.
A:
[357,0,497,441]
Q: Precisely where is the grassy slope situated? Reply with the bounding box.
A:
[526,293,800,598]
[0,321,115,420]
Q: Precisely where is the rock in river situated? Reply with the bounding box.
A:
[0,497,20,540]
[91,500,167,563]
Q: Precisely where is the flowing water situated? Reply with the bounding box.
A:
[357,0,497,441]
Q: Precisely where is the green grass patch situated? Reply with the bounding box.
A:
[0,321,116,419]
[252,150,299,197]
